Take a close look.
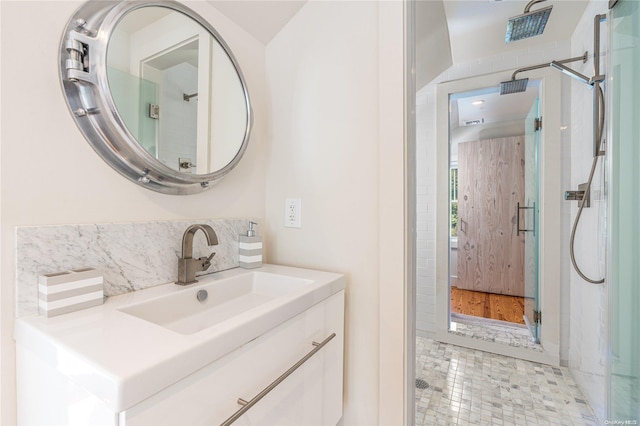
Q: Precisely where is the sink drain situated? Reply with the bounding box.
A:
[415,378,429,389]
[197,289,208,303]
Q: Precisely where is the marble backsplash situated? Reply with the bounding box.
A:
[15,218,256,317]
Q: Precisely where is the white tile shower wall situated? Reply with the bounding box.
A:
[415,40,572,340]
[567,0,609,421]
[416,85,437,335]
[15,218,253,317]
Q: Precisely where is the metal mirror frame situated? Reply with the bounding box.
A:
[59,0,253,195]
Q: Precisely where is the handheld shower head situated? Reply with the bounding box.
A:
[505,0,553,43]
[550,61,592,85]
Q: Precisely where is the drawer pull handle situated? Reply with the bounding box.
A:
[220,332,337,426]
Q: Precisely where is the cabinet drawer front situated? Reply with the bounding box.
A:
[121,291,344,426]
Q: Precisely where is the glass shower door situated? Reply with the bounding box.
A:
[107,67,159,154]
[610,0,640,421]
[523,98,540,342]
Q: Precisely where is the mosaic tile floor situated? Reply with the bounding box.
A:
[415,336,599,425]
[450,313,543,352]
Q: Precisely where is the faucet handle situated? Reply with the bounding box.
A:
[199,251,216,271]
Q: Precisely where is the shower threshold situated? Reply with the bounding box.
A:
[450,313,544,352]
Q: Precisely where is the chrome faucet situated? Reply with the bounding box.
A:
[176,224,219,285]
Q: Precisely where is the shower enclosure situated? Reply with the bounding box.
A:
[523,98,540,342]
[609,0,640,420]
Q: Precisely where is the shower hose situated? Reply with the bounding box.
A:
[569,84,605,284]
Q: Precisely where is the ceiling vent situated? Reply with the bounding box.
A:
[464,118,485,126]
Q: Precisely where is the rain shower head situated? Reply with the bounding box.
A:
[500,78,529,95]
[505,0,553,43]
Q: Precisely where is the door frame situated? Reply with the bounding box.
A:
[434,68,562,365]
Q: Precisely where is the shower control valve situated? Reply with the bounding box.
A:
[564,183,590,208]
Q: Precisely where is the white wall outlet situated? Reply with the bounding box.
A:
[285,198,302,228]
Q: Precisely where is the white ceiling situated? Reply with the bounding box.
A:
[208,0,307,44]
[207,1,589,61]
[443,0,589,63]
[452,81,540,128]
[206,0,589,128]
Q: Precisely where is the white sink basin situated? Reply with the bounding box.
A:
[119,271,313,334]
[14,264,345,412]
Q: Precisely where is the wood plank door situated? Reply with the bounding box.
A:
[456,136,525,297]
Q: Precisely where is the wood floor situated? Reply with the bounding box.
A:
[451,286,525,325]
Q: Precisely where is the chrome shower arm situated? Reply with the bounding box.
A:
[524,0,548,13]
[500,52,588,95]
[510,52,588,81]
[510,63,548,81]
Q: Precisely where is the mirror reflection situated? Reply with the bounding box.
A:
[107,7,248,175]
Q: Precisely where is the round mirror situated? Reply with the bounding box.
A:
[60,1,252,194]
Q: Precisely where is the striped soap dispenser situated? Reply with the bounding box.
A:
[239,221,262,269]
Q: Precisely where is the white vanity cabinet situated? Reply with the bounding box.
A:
[16,288,345,426]
[121,291,344,425]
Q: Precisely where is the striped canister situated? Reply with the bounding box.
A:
[38,268,104,318]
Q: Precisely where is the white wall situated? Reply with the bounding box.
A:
[0,0,613,422]
[0,1,267,423]
[264,1,405,424]
[1,1,407,424]
[567,1,609,421]
[415,0,452,89]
